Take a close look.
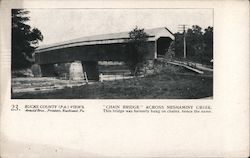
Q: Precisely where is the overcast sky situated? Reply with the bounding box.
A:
[27,9,213,46]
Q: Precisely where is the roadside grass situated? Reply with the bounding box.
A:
[12,71,213,99]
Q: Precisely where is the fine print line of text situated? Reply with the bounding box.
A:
[11,104,212,113]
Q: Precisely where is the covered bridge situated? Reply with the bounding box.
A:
[34,27,174,80]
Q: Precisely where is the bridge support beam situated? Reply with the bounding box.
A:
[40,64,56,77]
[82,61,99,81]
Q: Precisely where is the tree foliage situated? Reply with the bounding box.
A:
[174,25,213,65]
[12,9,43,70]
[125,26,149,74]
[203,26,213,62]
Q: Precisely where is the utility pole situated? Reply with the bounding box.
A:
[178,25,188,59]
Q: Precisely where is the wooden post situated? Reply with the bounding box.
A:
[154,40,157,59]
[100,73,103,83]
[84,72,88,84]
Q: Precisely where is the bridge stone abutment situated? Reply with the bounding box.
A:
[69,61,84,80]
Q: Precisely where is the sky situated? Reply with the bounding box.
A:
[27,9,213,46]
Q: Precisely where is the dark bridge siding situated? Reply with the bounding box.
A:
[34,27,175,81]
[35,42,155,65]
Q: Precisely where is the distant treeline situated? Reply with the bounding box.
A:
[170,25,213,65]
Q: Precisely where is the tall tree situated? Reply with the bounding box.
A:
[12,9,43,70]
[173,25,213,64]
[185,25,204,62]
[173,32,184,59]
[125,26,149,74]
[203,26,213,64]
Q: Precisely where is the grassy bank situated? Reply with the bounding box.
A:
[13,72,213,99]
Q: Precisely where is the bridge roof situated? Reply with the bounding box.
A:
[36,27,174,53]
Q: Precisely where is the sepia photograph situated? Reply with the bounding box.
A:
[1,1,249,157]
[11,8,213,99]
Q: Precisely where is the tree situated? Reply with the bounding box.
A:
[185,25,204,62]
[173,32,184,59]
[125,26,149,75]
[12,9,43,70]
[165,41,175,59]
[173,25,213,64]
[203,26,213,64]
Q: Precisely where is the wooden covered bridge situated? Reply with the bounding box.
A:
[34,27,175,80]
